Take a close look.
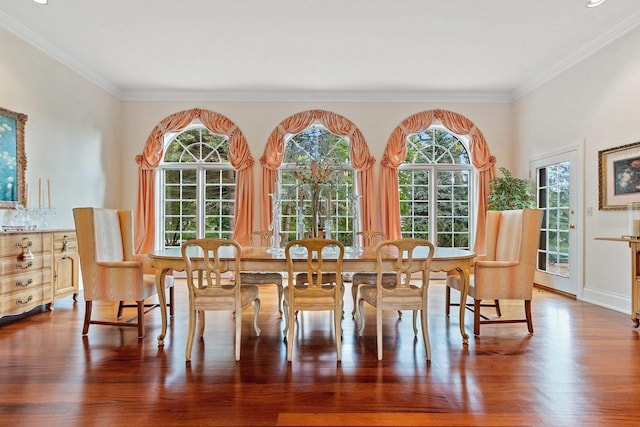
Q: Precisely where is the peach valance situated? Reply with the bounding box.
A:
[380,109,495,253]
[258,110,376,233]
[135,108,254,253]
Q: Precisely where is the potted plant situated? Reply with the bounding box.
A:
[488,167,536,210]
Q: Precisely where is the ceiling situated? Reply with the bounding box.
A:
[1,0,640,102]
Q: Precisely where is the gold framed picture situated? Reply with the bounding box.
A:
[599,141,640,210]
[0,107,27,209]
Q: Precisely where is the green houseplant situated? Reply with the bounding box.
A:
[488,167,536,210]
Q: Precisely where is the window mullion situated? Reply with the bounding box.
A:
[197,167,205,238]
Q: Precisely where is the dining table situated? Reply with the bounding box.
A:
[148,245,476,346]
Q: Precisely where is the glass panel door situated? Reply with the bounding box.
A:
[531,150,579,295]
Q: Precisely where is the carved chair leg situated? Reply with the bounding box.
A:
[82,301,92,335]
[137,301,145,340]
[351,283,359,318]
[494,299,502,317]
[525,299,534,333]
[474,299,481,336]
[276,284,284,317]
[117,301,125,318]
[169,286,175,317]
[445,285,451,316]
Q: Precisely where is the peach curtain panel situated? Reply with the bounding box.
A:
[380,109,496,253]
[259,110,376,232]
[135,108,254,253]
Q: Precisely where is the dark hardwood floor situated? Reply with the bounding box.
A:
[1,279,640,426]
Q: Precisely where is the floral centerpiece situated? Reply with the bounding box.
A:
[293,160,336,238]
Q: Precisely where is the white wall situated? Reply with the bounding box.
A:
[515,25,640,313]
[0,28,121,229]
[120,101,514,232]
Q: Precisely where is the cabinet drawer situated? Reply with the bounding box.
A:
[0,233,44,257]
[0,255,50,276]
[53,232,77,253]
[0,284,49,317]
[0,269,46,294]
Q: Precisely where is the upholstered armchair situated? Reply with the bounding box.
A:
[446,208,544,335]
[73,207,174,339]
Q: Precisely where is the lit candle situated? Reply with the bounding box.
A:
[47,179,51,208]
[38,177,42,208]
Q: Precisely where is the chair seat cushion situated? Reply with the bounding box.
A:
[142,273,174,299]
[352,272,396,286]
[360,284,424,308]
[283,285,344,308]
[240,285,260,306]
[240,272,283,285]
[295,272,337,286]
[446,272,477,298]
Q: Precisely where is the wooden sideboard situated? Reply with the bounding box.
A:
[0,229,79,320]
[595,237,640,327]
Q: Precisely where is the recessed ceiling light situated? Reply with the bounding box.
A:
[587,0,606,7]
[33,0,48,4]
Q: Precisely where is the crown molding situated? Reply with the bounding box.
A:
[3,6,640,105]
[513,8,640,100]
[0,9,123,98]
[120,88,514,103]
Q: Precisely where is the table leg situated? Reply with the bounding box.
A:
[156,268,169,346]
[456,266,470,345]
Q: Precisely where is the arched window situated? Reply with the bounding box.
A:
[399,126,473,249]
[159,124,235,248]
[278,124,355,245]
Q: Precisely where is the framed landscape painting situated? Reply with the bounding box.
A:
[599,141,640,210]
[0,107,27,208]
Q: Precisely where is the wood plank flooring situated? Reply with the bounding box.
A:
[1,280,640,426]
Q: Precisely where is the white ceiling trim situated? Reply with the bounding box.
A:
[0,9,123,98]
[120,89,514,103]
[513,8,640,100]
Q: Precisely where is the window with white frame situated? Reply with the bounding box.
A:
[158,125,235,249]
[278,125,356,245]
[398,127,473,249]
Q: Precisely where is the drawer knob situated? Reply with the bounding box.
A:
[15,279,33,287]
[16,261,33,270]
[16,238,35,261]
[16,295,33,305]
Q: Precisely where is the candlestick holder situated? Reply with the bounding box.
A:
[267,192,284,255]
[346,194,363,255]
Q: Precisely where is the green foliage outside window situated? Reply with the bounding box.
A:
[400,128,472,249]
[162,127,235,248]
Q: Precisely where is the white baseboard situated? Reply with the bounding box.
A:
[581,286,630,315]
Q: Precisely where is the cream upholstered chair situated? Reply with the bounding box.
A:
[283,238,345,362]
[73,207,174,339]
[446,208,544,335]
[181,238,261,362]
[356,238,435,360]
[240,230,284,316]
[350,231,396,318]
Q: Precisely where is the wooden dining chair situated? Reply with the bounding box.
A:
[356,238,435,360]
[181,238,261,362]
[351,231,396,319]
[283,238,345,362]
[240,230,284,316]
